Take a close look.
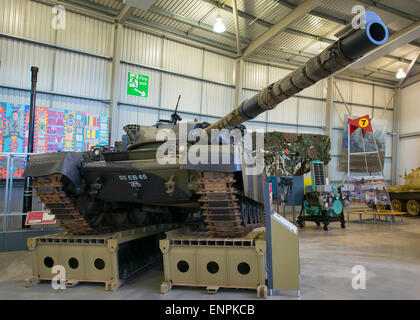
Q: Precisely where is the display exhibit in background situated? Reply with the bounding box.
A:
[348,175,391,206]
[339,115,387,173]
[0,102,109,179]
[0,103,29,178]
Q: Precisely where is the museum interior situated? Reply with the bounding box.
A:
[0,0,420,301]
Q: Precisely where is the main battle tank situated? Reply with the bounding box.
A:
[24,11,388,237]
[388,168,420,216]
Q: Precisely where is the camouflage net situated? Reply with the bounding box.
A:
[255,131,331,176]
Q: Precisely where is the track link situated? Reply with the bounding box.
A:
[197,172,264,237]
[32,174,103,235]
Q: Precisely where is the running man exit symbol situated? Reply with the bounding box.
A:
[127,72,149,97]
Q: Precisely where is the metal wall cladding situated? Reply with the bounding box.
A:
[400,82,420,135]
[162,39,203,78]
[334,79,353,104]
[352,82,373,106]
[55,10,114,57]
[331,102,349,128]
[122,28,163,68]
[267,97,298,125]
[0,87,46,106]
[298,98,325,127]
[0,0,56,43]
[203,51,235,86]
[243,62,268,90]
[398,138,420,184]
[268,65,292,83]
[48,96,109,115]
[0,38,54,91]
[119,63,161,108]
[201,83,234,117]
[53,50,111,100]
[115,104,159,141]
[160,73,201,114]
[300,80,326,99]
[297,127,326,135]
[267,123,298,133]
[374,85,394,109]
[0,86,108,115]
[330,129,343,155]
[243,121,267,131]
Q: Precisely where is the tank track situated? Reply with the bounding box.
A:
[32,174,128,235]
[197,171,264,237]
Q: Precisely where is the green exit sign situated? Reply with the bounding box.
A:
[127,72,149,97]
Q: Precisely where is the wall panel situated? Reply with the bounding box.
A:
[53,50,111,99]
[0,0,55,43]
[0,38,54,91]
[298,98,325,127]
[122,28,163,67]
[160,74,201,113]
[162,39,203,78]
[56,10,114,56]
[243,62,268,90]
[203,51,234,85]
[201,83,234,117]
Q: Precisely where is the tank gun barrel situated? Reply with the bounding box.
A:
[205,11,388,133]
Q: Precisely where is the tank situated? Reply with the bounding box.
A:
[388,168,420,216]
[23,12,388,237]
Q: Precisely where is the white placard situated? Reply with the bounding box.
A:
[272,213,297,233]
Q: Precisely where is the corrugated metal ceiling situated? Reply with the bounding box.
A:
[68,0,420,84]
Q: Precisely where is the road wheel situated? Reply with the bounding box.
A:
[377,204,387,210]
[391,199,405,212]
[407,200,420,216]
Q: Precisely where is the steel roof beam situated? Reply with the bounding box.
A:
[357,0,419,22]
[232,0,242,55]
[125,17,238,56]
[63,0,119,16]
[349,20,420,71]
[276,0,348,25]
[263,44,396,77]
[198,0,419,65]
[251,54,397,86]
[242,0,321,59]
[148,6,250,45]
[116,4,135,23]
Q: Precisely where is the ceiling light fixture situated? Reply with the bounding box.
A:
[318,42,323,53]
[396,67,406,79]
[213,14,226,33]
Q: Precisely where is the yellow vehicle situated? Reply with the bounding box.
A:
[388,168,420,216]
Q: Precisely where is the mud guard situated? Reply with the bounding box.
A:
[23,152,85,187]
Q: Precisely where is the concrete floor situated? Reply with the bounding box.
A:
[1,217,420,300]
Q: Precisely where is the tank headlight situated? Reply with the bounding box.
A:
[94,149,101,157]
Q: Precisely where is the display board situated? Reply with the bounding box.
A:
[349,175,391,206]
[339,115,386,172]
[0,103,29,178]
[0,102,109,179]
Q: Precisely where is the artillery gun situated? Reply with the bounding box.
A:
[24,12,388,237]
